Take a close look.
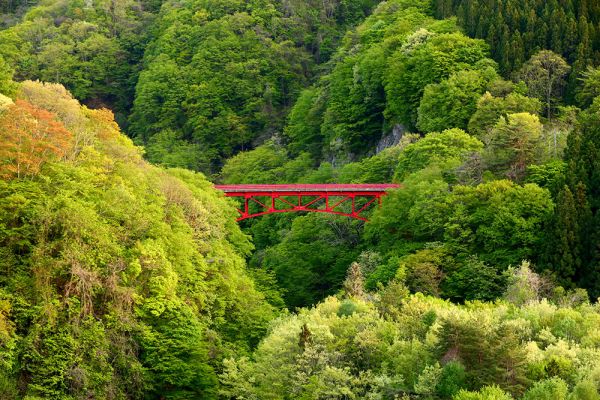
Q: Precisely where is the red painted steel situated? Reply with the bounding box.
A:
[214,184,401,221]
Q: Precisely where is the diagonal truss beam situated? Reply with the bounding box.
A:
[215,184,401,222]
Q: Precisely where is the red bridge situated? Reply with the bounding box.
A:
[214,184,401,221]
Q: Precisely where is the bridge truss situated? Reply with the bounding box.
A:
[214,184,401,221]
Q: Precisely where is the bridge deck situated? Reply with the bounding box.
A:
[214,184,400,221]
[214,184,401,193]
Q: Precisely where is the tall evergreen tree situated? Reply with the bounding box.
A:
[431,0,600,83]
[544,186,579,287]
[550,98,600,296]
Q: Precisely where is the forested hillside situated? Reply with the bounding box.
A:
[3,0,600,398]
[432,0,600,78]
[0,81,275,398]
[129,0,383,172]
[0,0,156,124]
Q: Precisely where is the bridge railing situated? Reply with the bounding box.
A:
[214,184,401,221]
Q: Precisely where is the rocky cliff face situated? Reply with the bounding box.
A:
[376,124,406,154]
[327,124,407,166]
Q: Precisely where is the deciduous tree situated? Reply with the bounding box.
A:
[518,51,570,119]
[483,113,543,181]
[0,100,73,179]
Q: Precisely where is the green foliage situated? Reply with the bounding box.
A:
[483,113,544,181]
[547,96,600,297]
[438,314,529,394]
[468,93,542,138]
[503,262,551,306]
[21,326,79,399]
[262,215,361,308]
[571,380,600,400]
[418,68,498,133]
[443,256,507,302]
[522,378,568,400]
[220,297,404,399]
[368,177,553,274]
[576,67,600,108]
[223,292,600,399]
[321,44,388,157]
[0,82,275,398]
[432,0,599,79]
[138,304,218,399]
[4,1,600,398]
[129,0,385,172]
[220,141,289,184]
[130,8,308,172]
[454,386,514,400]
[338,143,410,183]
[439,181,553,266]
[0,0,153,120]
[284,87,326,159]
[0,56,17,97]
[518,51,571,119]
[0,371,17,400]
[525,161,566,196]
[1,0,385,171]
[128,56,187,142]
[144,129,203,170]
[394,128,483,181]
[438,361,468,398]
[401,247,449,297]
[364,255,403,290]
[542,187,581,287]
[365,166,450,253]
[385,33,491,128]
[219,141,314,184]
[272,0,382,63]
[283,0,459,160]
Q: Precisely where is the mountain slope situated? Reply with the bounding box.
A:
[0,81,275,399]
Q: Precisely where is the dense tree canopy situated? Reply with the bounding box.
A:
[417,68,498,133]
[432,0,600,78]
[385,32,492,128]
[2,0,600,398]
[221,275,600,399]
[128,0,384,173]
[0,0,155,123]
[0,82,275,398]
[284,0,462,161]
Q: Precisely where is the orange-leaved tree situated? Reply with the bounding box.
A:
[0,99,73,179]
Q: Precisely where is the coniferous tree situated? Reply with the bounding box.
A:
[344,262,366,299]
[433,0,600,85]
[550,98,600,296]
[545,186,580,287]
